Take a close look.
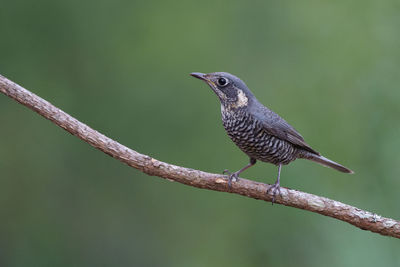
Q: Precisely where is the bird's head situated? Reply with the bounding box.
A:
[190,72,254,109]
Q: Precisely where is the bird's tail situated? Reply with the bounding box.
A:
[300,153,354,174]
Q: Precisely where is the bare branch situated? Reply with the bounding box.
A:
[1,74,399,239]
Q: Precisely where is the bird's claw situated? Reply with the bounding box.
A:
[222,169,231,175]
[223,169,239,188]
[266,182,282,204]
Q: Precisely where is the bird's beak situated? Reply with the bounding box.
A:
[190,72,217,89]
[190,72,207,81]
[190,72,222,99]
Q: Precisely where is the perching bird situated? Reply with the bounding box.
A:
[190,72,353,201]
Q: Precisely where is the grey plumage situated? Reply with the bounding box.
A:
[190,71,353,201]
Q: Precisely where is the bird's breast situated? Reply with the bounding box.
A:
[221,109,298,165]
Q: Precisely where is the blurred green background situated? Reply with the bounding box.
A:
[1,0,399,266]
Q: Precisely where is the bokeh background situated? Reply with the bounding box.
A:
[1,0,400,266]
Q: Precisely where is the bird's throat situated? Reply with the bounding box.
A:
[234,89,249,108]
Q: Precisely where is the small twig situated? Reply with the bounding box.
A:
[1,74,399,239]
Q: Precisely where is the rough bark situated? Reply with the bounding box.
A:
[1,74,399,239]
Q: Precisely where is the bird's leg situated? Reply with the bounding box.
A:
[267,164,282,204]
[223,158,256,188]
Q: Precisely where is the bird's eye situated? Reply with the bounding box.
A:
[217,77,228,87]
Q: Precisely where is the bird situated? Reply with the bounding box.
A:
[190,72,353,202]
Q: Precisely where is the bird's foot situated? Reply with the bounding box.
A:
[222,169,240,188]
[266,181,282,204]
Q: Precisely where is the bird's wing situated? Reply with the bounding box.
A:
[250,105,320,155]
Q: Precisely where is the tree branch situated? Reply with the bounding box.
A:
[1,74,399,239]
